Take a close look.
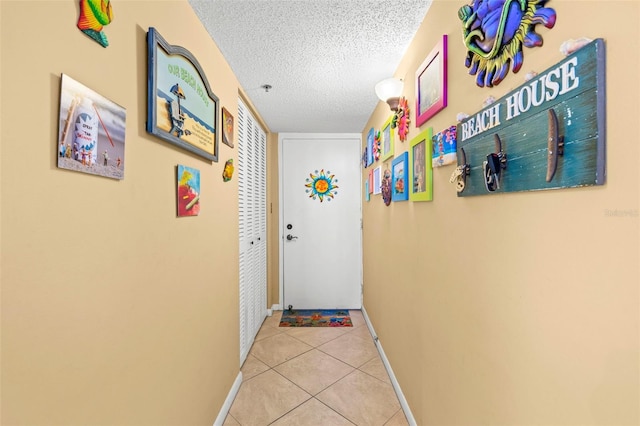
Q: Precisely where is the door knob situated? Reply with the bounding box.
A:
[286,234,298,241]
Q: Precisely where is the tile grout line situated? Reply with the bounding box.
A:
[383,408,408,426]
[247,322,368,373]
[231,311,401,426]
[312,396,359,426]
[269,323,386,422]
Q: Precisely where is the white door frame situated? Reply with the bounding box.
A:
[278,133,363,310]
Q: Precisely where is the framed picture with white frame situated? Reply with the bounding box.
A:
[372,166,382,195]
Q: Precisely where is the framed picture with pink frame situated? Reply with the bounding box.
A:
[415,35,448,127]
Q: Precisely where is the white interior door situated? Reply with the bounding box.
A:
[279,134,362,310]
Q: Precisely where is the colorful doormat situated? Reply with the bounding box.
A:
[279,309,353,327]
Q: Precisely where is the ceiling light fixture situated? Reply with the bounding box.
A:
[375,78,404,111]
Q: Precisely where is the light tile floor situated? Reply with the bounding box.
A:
[224,310,409,426]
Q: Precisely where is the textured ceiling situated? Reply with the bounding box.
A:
[189,0,433,133]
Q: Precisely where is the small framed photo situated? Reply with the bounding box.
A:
[221,107,234,148]
[409,128,433,202]
[368,168,374,194]
[176,164,201,217]
[391,151,409,202]
[432,125,457,167]
[415,35,448,127]
[373,166,382,195]
[366,128,375,167]
[146,27,219,162]
[380,115,395,162]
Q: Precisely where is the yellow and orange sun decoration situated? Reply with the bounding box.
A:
[304,169,339,202]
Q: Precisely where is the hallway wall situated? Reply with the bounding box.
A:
[0,1,265,424]
[362,1,639,425]
[267,133,280,309]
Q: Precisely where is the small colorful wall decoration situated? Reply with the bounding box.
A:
[373,130,381,161]
[458,0,557,88]
[362,145,369,168]
[77,0,113,48]
[410,128,433,202]
[455,38,606,196]
[392,97,411,142]
[57,74,126,180]
[177,165,200,217]
[221,107,234,148]
[222,159,234,182]
[381,168,392,206]
[305,169,339,202]
[432,125,457,168]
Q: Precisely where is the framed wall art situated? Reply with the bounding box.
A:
[432,125,457,167]
[373,166,382,195]
[409,128,433,202]
[176,164,201,217]
[366,128,375,167]
[380,115,395,162]
[147,27,219,162]
[415,35,448,127]
[57,74,126,180]
[221,107,234,148]
[391,151,409,202]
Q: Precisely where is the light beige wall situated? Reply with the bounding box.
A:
[0,1,259,424]
[362,1,639,425]
[267,132,280,308]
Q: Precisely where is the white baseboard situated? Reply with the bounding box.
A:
[271,304,282,311]
[361,306,416,426]
[213,371,243,426]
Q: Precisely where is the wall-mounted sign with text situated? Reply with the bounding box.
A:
[455,38,606,197]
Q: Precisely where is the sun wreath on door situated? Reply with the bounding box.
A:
[305,169,338,202]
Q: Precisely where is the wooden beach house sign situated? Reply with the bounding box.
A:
[455,38,606,197]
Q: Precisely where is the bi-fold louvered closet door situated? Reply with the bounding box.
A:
[238,97,267,364]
